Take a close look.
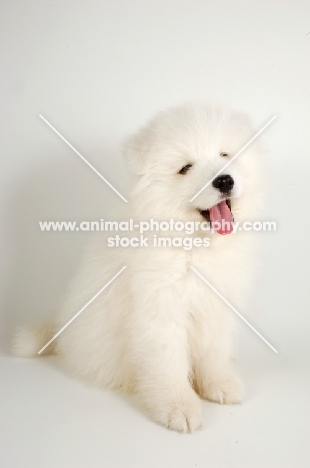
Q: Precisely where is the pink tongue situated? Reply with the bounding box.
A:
[209,201,233,235]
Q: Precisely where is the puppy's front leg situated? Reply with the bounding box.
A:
[128,284,202,433]
[190,305,244,405]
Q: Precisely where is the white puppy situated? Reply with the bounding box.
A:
[14,102,265,433]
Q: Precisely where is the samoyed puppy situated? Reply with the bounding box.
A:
[14,102,265,433]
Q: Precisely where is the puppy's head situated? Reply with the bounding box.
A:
[123,102,265,234]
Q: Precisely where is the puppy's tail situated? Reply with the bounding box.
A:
[12,324,57,357]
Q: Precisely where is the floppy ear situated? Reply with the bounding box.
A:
[122,127,151,175]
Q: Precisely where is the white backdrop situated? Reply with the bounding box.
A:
[1,1,310,467]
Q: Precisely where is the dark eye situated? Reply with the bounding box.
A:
[220,152,229,157]
[178,164,193,174]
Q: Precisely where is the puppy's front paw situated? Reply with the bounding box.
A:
[198,374,244,405]
[154,395,203,433]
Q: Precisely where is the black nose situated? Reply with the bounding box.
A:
[212,174,234,193]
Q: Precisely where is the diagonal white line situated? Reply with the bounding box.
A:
[190,266,278,354]
[38,266,127,354]
[189,114,277,202]
[39,114,128,202]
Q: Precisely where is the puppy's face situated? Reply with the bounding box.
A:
[124,103,265,233]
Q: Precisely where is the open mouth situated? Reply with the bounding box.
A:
[198,199,233,235]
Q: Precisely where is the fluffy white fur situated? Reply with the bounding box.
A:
[14,102,265,433]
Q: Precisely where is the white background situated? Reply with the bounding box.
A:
[1,1,310,467]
